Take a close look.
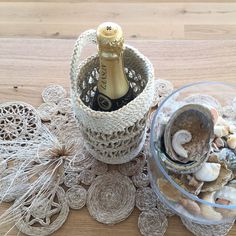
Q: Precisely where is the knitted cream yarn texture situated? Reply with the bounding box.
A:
[70,30,154,164]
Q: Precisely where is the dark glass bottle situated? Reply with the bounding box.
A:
[92,22,134,112]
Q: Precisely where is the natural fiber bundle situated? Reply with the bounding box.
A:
[0,101,88,235]
[0,129,69,235]
[87,170,136,224]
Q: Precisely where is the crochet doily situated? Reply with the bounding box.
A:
[0,83,234,236]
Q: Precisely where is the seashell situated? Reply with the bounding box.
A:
[200,192,222,221]
[212,142,220,152]
[214,125,229,138]
[157,178,182,202]
[201,158,233,193]
[218,148,236,171]
[214,186,236,205]
[194,162,221,182]
[229,125,236,134]
[227,134,236,150]
[172,130,192,159]
[216,116,230,126]
[215,198,231,205]
[179,198,201,215]
[214,137,225,149]
[214,186,236,217]
[163,104,214,174]
[177,174,204,195]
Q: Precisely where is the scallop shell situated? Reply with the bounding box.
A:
[163,104,214,174]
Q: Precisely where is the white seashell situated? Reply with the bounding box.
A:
[227,134,236,150]
[172,130,192,159]
[214,137,225,148]
[200,192,222,221]
[216,116,229,126]
[214,125,229,138]
[214,186,236,205]
[229,125,236,134]
[194,162,221,182]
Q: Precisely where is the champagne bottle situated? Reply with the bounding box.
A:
[92,22,135,112]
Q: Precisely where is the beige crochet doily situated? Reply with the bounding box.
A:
[1,83,234,236]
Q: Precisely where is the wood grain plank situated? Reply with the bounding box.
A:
[185,24,236,39]
[0,3,236,39]
[0,23,185,40]
[0,38,236,235]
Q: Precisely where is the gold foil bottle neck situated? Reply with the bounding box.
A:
[97,22,124,54]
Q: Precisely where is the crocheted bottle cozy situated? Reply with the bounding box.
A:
[70,29,154,164]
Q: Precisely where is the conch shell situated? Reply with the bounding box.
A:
[194,162,221,182]
[163,104,214,174]
[200,192,222,221]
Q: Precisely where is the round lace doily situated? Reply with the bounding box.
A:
[138,208,168,236]
[42,85,67,104]
[0,102,41,141]
[66,186,87,210]
[87,170,136,224]
[16,187,69,236]
[136,187,157,211]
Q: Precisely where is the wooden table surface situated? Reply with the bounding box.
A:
[1,0,236,235]
[0,38,236,236]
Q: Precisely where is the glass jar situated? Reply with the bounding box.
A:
[149,82,236,224]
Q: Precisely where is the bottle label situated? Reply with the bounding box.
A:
[97,93,112,111]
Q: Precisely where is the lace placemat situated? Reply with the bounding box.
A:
[0,81,234,236]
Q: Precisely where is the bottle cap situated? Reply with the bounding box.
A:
[97,22,124,54]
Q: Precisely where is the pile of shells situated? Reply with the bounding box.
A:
[156,94,236,222]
